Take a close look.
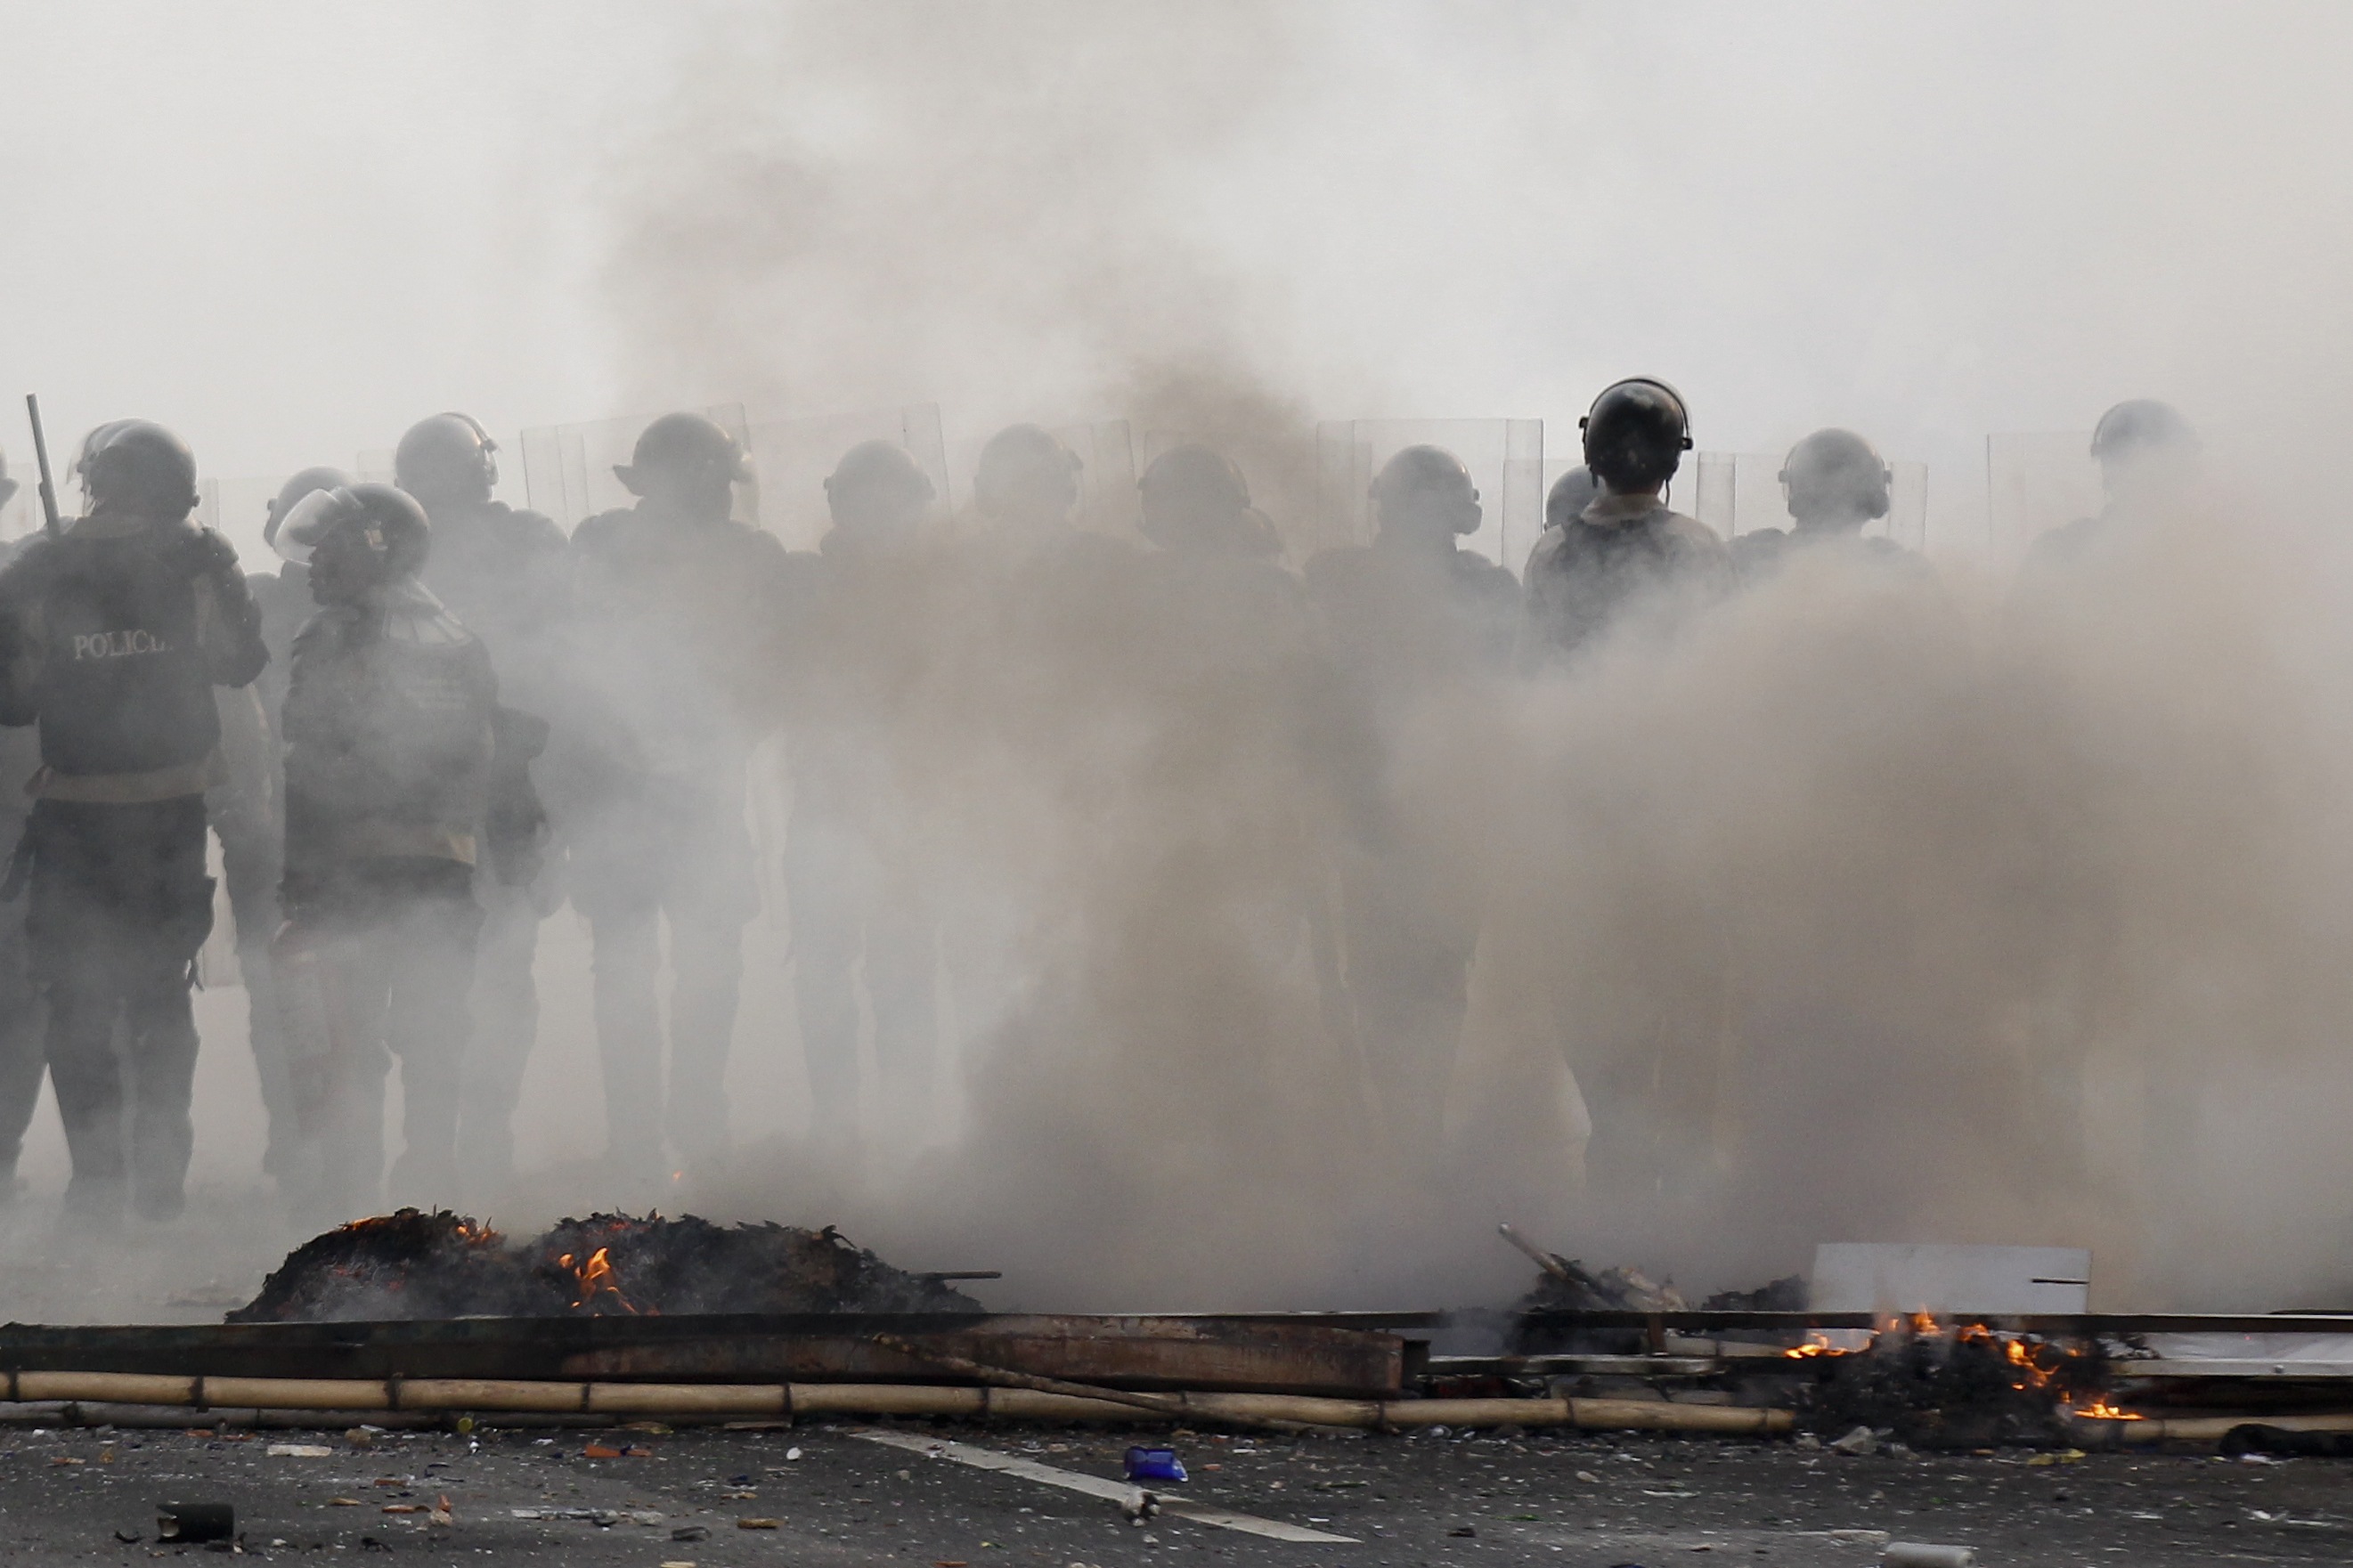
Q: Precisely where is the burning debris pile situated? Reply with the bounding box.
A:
[1794,1316,2115,1450]
[230,1211,983,1323]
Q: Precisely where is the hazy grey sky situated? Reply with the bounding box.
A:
[4,1,2346,555]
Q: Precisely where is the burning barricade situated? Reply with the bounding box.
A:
[229,1210,983,1322]
[1792,1314,2121,1450]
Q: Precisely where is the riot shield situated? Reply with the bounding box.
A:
[1051,419,1141,538]
[1987,430,2099,567]
[740,403,950,554]
[196,475,292,565]
[1314,419,1542,569]
[519,404,754,533]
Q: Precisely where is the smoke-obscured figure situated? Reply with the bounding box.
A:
[567,413,791,1183]
[2006,401,2207,1204]
[1730,428,1924,581]
[786,442,942,1152]
[2016,400,2203,595]
[0,422,265,1227]
[1303,446,1516,1158]
[271,484,534,1221]
[1520,379,1731,669]
[1518,380,1733,1217]
[0,454,44,1201]
[394,414,566,1198]
[216,467,347,1191]
[1543,466,1600,537]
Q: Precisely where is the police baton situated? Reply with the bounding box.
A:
[22,395,61,539]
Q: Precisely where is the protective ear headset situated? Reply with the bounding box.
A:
[439,410,500,487]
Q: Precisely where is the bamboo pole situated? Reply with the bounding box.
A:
[0,1370,1792,1435]
[2081,1410,2353,1445]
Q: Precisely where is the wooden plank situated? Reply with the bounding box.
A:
[0,1312,1405,1397]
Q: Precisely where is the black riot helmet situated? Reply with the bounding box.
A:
[2089,399,2197,463]
[615,410,748,522]
[1544,466,1599,530]
[1580,378,1692,492]
[75,419,199,520]
[395,413,499,508]
[1370,444,1481,542]
[1779,428,1891,529]
[1137,443,1280,557]
[973,423,1082,527]
[825,439,936,537]
[277,483,431,603]
[262,466,355,555]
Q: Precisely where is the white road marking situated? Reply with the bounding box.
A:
[851,1428,1359,1544]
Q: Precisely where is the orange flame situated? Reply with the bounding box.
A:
[1784,1333,1849,1359]
[2070,1396,2145,1421]
[558,1247,643,1314]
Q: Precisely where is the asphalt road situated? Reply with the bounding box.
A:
[0,1418,2348,1565]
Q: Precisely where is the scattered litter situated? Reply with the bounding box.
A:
[1826,1530,1892,1547]
[1643,1488,1699,1498]
[267,1443,332,1458]
[1123,1447,1187,1484]
[156,1502,235,1545]
[1828,1426,1881,1457]
[428,1495,453,1526]
[671,1523,712,1542]
[1450,1524,1478,1538]
[786,1446,804,1461]
[1883,1546,1975,1568]
[381,1504,423,1514]
[330,1498,362,1507]
[737,1517,781,1530]
[111,1530,142,1545]
[582,1442,653,1458]
[1122,1487,1160,1524]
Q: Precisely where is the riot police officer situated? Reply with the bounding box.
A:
[0,421,266,1226]
[273,483,534,1220]
[786,441,943,1148]
[1303,445,1517,1156]
[1515,382,1731,1207]
[2018,399,2200,583]
[567,412,795,1183]
[392,413,566,1197]
[1520,378,1731,669]
[213,466,348,1190]
[1730,428,1924,581]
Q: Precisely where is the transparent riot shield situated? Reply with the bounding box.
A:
[0,462,40,544]
[1314,419,1542,569]
[739,403,950,555]
[1051,419,1141,538]
[196,475,292,565]
[518,404,754,534]
[1987,430,2099,567]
